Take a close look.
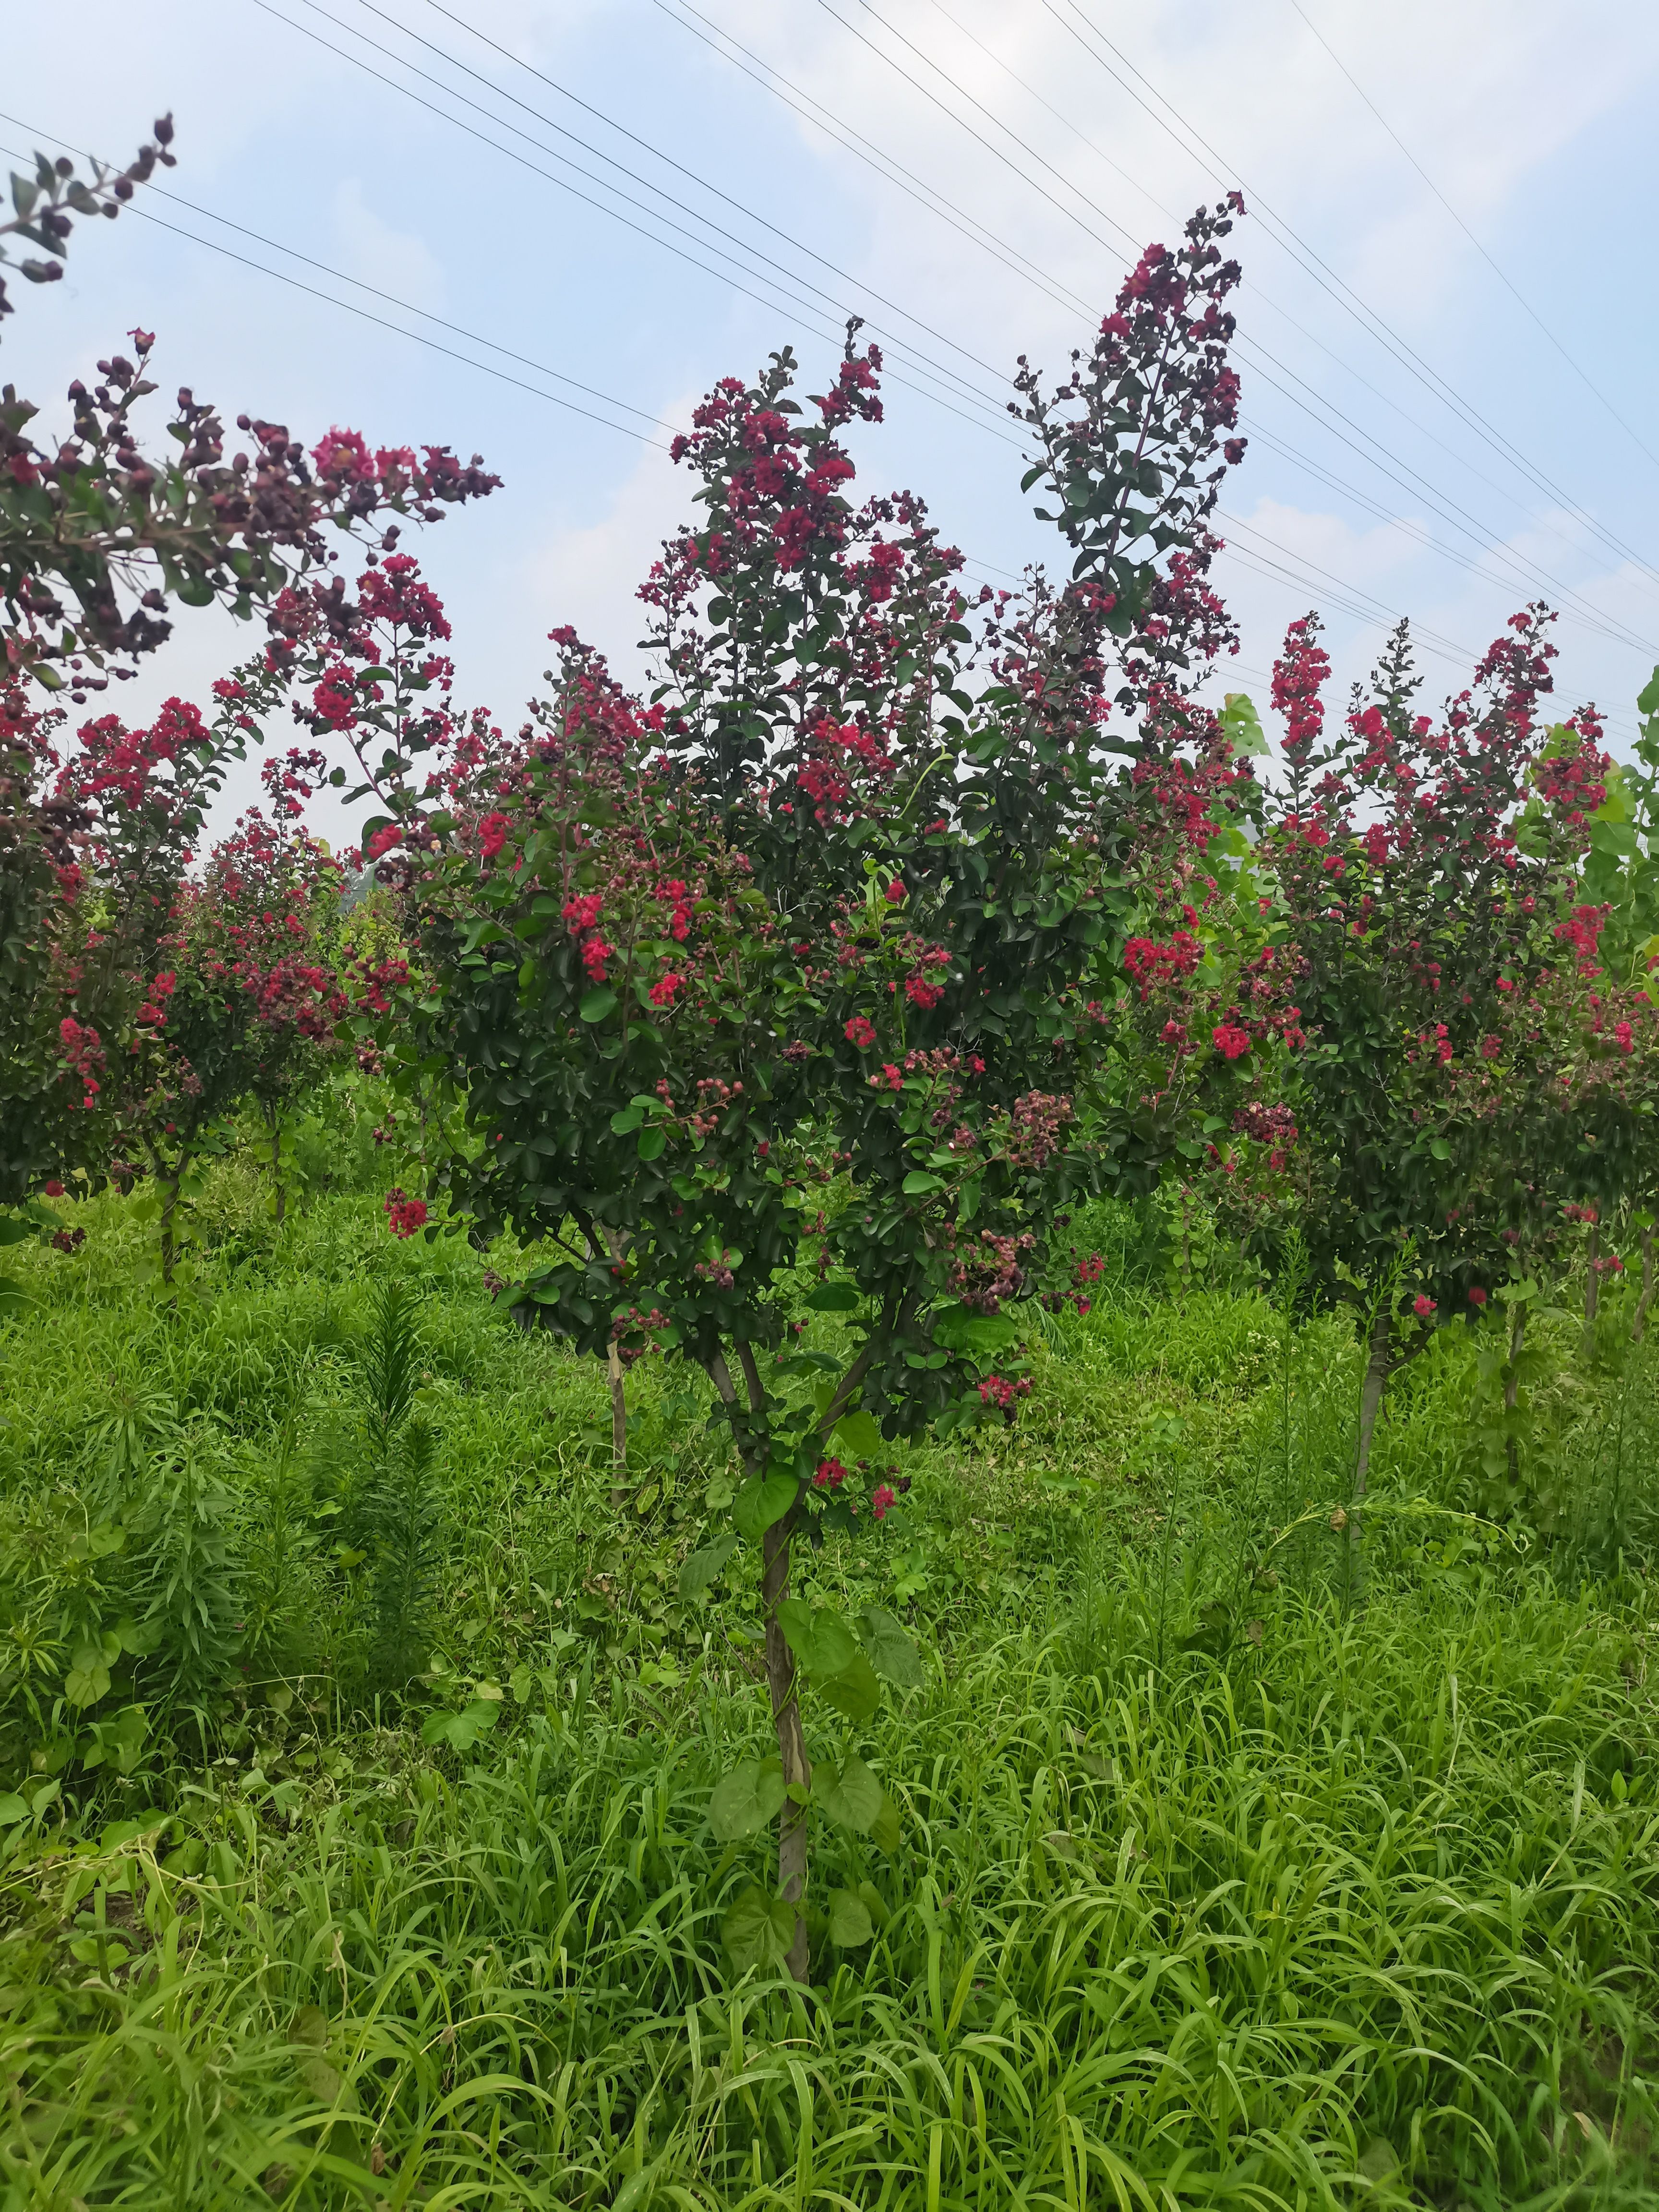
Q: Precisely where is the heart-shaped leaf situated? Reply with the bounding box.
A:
[856,1607,924,1691]
[826,1887,875,1946]
[721,1883,796,1972]
[708,1758,785,1841]
[817,1649,881,1725]
[815,1753,886,1835]
[733,1472,796,1541]
[806,1282,860,1312]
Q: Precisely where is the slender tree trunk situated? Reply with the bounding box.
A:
[1348,1307,1393,1607]
[600,1227,631,1507]
[761,1503,810,1981]
[1634,1227,1654,1345]
[267,1104,287,1226]
[606,1339,628,1509]
[159,1174,180,1286]
[1584,1223,1601,1359]
[1505,1302,1527,1491]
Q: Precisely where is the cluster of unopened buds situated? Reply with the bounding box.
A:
[611,1306,670,1365]
[384,1187,428,1238]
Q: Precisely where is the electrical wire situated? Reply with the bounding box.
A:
[1281,0,1659,473]
[1043,0,1659,585]
[790,0,1659,649]
[248,0,1026,448]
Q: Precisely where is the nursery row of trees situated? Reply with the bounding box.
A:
[6,135,1659,1974]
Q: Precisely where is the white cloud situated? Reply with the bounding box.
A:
[331,178,446,314]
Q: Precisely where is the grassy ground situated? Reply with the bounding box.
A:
[3,1167,1659,2208]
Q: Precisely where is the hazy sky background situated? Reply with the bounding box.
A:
[7,0,1658,840]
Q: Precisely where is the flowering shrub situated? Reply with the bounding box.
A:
[325,199,1270,1976]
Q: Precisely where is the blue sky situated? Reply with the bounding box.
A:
[7,0,1659,836]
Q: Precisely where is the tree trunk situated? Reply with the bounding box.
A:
[599,1226,631,1507]
[268,1104,287,1226]
[1584,1223,1600,1359]
[159,1174,180,1286]
[607,1339,628,1510]
[1505,1301,1527,1491]
[1348,1306,1393,1606]
[1634,1227,1654,1345]
[761,1503,810,1982]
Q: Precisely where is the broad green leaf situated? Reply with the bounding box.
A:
[901,1172,945,1197]
[678,1531,738,1599]
[817,1649,881,1725]
[816,1754,885,1834]
[637,1126,667,1162]
[708,1757,785,1840]
[610,1104,645,1134]
[857,1607,924,1690]
[721,1883,796,1972]
[826,1887,875,1946]
[806,1282,860,1311]
[733,1472,796,1541]
[64,1647,111,1707]
[0,1793,28,1826]
[0,1216,36,1246]
[778,1600,857,1678]
[420,1699,500,1751]
[833,1410,883,1459]
[579,987,618,1022]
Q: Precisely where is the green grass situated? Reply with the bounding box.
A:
[3,1171,1659,2208]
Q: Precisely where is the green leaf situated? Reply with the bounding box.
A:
[721,1883,796,1973]
[857,1606,924,1690]
[579,987,618,1022]
[64,1647,111,1708]
[1428,1138,1452,1162]
[0,1793,29,1826]
[817,1649,881,1725]
[870,1794,902,1854]
[678,1531,738,1600]
[637,1126,667,1162]
[806,1282,861,1314]
[833,1410,883,1459]
[778,1599,857,1677]
[901,1172,945,1196]
[708,1757,786,1841]
[733,1472,796,1541]
[420,1699,501,1752]
[609,1104,645,1134]
[826,1887,875,1946]
[0,1216,36,1247]
[815,1753,885,1834]
[1218,691,1270,757]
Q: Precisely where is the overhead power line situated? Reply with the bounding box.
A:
[1282,0,1659,474]
[1040,0,1659,588]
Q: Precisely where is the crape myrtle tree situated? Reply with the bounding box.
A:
[1251,606,1641,1570]
[319,198,1284,1975]
[0,115,497,1276]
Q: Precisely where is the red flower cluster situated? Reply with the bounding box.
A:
[384,1187,428,1237]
